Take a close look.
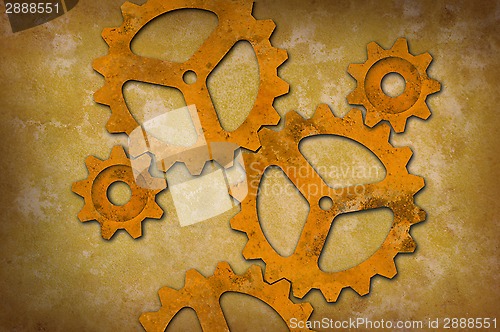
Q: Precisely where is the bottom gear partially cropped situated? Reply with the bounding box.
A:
[140,262,313,331]
[231,105,426,302]
[72,146,165,239]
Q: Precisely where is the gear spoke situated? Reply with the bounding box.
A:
[199,304,230,332]
[330,182,392,214]
[124,54,185,88]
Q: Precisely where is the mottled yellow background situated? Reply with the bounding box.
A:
[0,0,499,331]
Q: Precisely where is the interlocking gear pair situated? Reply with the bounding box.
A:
[72,0,440,330]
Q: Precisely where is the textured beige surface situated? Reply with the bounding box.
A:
[0,0,498,331]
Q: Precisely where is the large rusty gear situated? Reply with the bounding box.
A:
[72,146,165,240]
[93,0,288,153]
[347,38,441,133]
[140,262,313,331]
[231,105,426,302]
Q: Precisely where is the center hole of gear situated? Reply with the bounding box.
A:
[381,72,406,97]
[107,181,132,206]
[183,70,197,84]
[319,196,333,211]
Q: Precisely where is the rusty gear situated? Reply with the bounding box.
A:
[347,38,441,133]
[72,146,165,239]
[140,262,313,331]
[231,105,426,302]
[93,0,288,155]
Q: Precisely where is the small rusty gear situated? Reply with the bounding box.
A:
[72,146,165,240]
[140,262,313,331]
[93,0,288,154]
[347,38,441,132]
[231,105,426,302]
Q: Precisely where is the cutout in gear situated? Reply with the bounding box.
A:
[231,105,426,302]
[93,0,288,153]
[140,262,314,331]
[72,146,164,239]
[347,38,441,132]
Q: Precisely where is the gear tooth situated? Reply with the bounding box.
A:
[428,79,441,94]
[312,104,335,120]
[215,262,234,275]
[140,312,164,332]
[397,147,413,163]
[347,63,365,80]
[125,222,142,239]
[413,104,431,120]
[378,261,398,278]
[229,214,244,230]
[245,265,263,280]
[85,155,102,172]
[365,112,380,127]
[291,283,311,299]
[111,145,128,159]
[148,203,164,219]
[284,110,305,123]
[72,180,87,197]
[106,114,123,133]
[350,280,371,296]
[400,234,416,252]
[158,287,178,306]
[77,204,95,222]
[92,57,108,75]
[346,89,363,104]
[101,28,117,44]
[93,85,111,105]
[415,52,433,69]
[367,41,384,55]
[320,286,342,302]
[390,117,407,133]
[185,269,206,284]
[237,0,254,14]
[410,174,425,191]
[101,225,117,240]
[271,279,291,296]
[257,127,277,142]
[184,160,205,176]
[344,108,364,122]
[263,265,281,283]
[274,77,289,96]
[371,121,391,138]
[392,37,409,53]
[300,302,314,318]
[275,48,288,65]
[416,207,426,222]
[242,240,260,260]
[258,19,276,37]
[121,1,140,15]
